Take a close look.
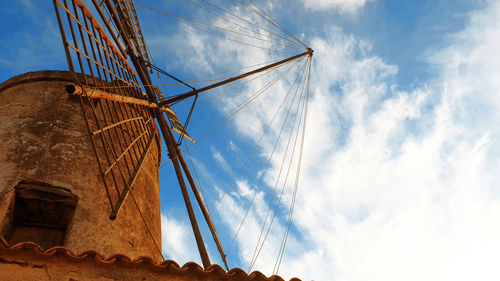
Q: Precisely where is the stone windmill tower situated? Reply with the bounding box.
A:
[0,0,311,280]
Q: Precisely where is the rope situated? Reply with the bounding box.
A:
[134,2,299,53]
[246,0,308,48]
[143,60,196,90]
[184,143,215,224]
[83,58,292,93]
[212,59,306,210]
[248,58,309,271]
[193,58,286,81]
[128,185,166,261]
[174,61,283,116]
[80,76,252,91]
[273,57,312,274]
[199,0,306,50]
[184,0,305,50]
[236,0,308,49]
[226,59,309,255]
[160,57,303,169]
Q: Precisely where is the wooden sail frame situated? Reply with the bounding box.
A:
[53,0,160,220]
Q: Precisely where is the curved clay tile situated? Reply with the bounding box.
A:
[0,236,301,281]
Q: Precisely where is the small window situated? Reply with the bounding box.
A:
[2,181,78,249]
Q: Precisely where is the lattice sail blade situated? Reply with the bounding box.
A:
[53,0,160,218]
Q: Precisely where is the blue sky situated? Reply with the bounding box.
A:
[2,0,500,280]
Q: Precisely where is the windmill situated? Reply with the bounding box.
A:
[0,0,313,278]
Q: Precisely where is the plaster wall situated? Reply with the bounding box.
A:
[0,71,162,262]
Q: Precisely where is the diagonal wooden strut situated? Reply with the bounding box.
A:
[158,49,313,106]
[177,150,230,270]
[159,117,212,268]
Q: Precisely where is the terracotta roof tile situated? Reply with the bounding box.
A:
[0,236,300,281]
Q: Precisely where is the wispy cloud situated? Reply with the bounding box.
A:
[0,2,64,77]
[299,0,373,14]
[184,1,500,280]
[275,1,500,280]
[150,0,500,280]
[211,146,235,177]
[161,213,201,264]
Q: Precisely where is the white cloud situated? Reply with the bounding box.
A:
[228,140,240,153]
[161,213,200,264]
[275,1,500,280]
[161,1,500,280]
[209,2,500,281]
[210,146,235,176]
[300,0,373,14]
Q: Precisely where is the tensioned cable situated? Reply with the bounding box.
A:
[164,55,300,112]
[134,8,171,99]
[252,91,307,272]
[182,0,305,50]
[134,3,299,53]
[199,0,306,50]
[225,59,309,255]
[83,59,299,93]
[88,58,290,92]
[192,58,286,81]
[236,0,307,49]
[197,0,305,49]
[246,0,307,49]
[143,60,195,90]
[179,23,296,55]
[258,57,310,272]
[128,185,165,261]
[274,59,311,274]
[212,56,307,211]
[84,76,240,90]
[173,61,285,116]
[84,72,269,91]
[159,57,304,169]
[248,80,307,272]
[184,143,215,222]
[274,56,312,275]
[183,142,228,266]
[184,56,302,149]
[163,52,303,105]
[159,58,300,168]
[248,59,309,271]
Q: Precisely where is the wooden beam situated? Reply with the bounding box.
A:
[157,114,212,268]
[66,84,175,115]
[177,150,229,270]
[158,49,313,106]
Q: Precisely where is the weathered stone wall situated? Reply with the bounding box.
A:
[0,71,162,262]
